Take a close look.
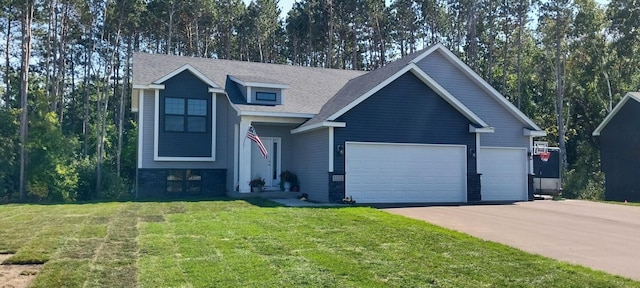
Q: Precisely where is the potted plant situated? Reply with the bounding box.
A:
[279,170,299,192]
[249,177,265,192]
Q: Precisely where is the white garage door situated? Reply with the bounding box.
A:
[345,142,467,203]
[478,147,528,201]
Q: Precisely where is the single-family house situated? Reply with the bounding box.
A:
[132,44,546,203]
[593,92,640,202]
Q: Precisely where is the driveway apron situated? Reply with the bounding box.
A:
[383,200,640,281]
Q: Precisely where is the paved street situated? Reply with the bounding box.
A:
[384,200,640,281]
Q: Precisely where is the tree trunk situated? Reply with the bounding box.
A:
[516,0,524,110]
[4,19,11,107]
[19,0,34,202]
[555,5,567,169]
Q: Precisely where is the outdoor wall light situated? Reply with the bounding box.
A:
[469,148,476,158]
[337,144,344,156]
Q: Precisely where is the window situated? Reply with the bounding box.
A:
[256,92,277,101]
[166,170,202,193]
[164,98,208,132]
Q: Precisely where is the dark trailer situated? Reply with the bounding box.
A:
[533,146,562,196]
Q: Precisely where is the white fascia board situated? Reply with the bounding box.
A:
[228,75,290,89]
[469,125,495,133]
[291,121,347,134]
[524,128,547,137]
[132,84,165,90]
[209,87,225,94]
[593,93,637,136]
[153,64,221,88]
[325,63,488,128]
[154,156,216,162]
[137,92,144,168]
[238,110,316,118]
[430,46,543,131]
[327,65,414,121]
[408,64,489,127]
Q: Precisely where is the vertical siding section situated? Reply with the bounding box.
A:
[417,51,529,148]
[292,129,329,202]
[600,100,640,201]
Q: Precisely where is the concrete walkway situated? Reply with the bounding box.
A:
[384,200,640,281]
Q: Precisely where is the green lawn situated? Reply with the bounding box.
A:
[0,199,638,287]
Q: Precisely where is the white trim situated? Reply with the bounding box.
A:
[153,90,217,162]
[346,141,467,149]
[528,135,534,175]
[428,45,543,131]
[137,91,145,169]
[593,92,640,136]
[208,87,225,94]
[247,86,252,104]
[238,121,252,193]
[241,115,308,125]
[329,127,335,173]
[291,121,347,134]
[153,64,221,88]
[153,89,160,161]
[475,132,480,173]
[469,125,495,133]
[326,63,489,128]
[229,75,290,89]
[234,124,239,190]
[133,84,165,90]
[238,111,315,118]
[524,128,547,137]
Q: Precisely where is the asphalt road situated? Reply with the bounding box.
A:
[383,200,640,281]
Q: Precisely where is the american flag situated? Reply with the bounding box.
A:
[247,126,268,159]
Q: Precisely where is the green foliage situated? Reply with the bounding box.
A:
[0,108,18,202]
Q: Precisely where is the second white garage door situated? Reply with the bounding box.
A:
[478,147,528,201]
[345,142,467,203]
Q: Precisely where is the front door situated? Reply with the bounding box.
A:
[251,137,281,189]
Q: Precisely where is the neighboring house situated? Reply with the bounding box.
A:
[593,92,640,202]
[132,44,546,203]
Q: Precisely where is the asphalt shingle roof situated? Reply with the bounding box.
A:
[133,53,366,115]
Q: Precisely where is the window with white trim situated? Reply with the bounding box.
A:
[164,98,207,132]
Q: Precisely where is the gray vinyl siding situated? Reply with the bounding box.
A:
[417,50,529,148]
[334,72,476,175]
[140,91,229,170]
[225,101,240,192]
[292,129,329,202]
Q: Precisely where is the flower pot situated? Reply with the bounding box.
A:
[251,186,263,193]
[283,181,292,192]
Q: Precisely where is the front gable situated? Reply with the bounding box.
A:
[333,71,477,171]
[156,70,216,160]
[416,49,536,147]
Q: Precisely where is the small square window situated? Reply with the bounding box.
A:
[187,116,206,132]
[256,92,277,101]
[188,99,207,116]
[165,98,185,115]
[165,115,184,132]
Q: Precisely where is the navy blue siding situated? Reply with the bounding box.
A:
[333,72,476,201]
[158,71,212,157]
[600,99,640,201]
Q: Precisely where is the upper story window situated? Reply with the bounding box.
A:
[256,92,277,101]
[164,97,207,133]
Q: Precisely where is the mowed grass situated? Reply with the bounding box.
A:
[0,199,638,287]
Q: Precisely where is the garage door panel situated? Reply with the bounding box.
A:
[346,142,466,203]
[478,147,527,201]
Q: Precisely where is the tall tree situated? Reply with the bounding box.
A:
[18,0,34,201]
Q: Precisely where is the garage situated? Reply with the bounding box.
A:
[478,147,528,201]
[345,142,467,203]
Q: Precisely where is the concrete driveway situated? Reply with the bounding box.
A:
[383,200,640,281]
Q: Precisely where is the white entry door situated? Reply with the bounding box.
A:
[251,137,281,189]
